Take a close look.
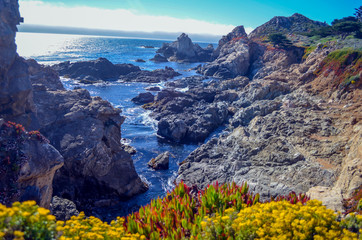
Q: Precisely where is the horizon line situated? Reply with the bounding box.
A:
[18,24,223,43]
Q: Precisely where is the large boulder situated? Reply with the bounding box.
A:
[51,58,141,82]
[131,92,154,104]
[155,33,214,62]
[0,120,63,208]
[148,152,170,170]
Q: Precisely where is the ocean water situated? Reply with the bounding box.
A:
[16,32,218,218]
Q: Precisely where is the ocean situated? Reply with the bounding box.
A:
[16,32,219,218]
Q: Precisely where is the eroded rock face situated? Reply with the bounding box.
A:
[0,0,37,129]
[29,61,148,209]
[155,33,214,62]
[0,120,64,208]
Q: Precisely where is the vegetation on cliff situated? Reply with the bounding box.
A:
[315,48,361,90]
[1,182,361,239]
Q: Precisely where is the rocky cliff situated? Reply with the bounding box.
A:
[0,0,64,208]
[0,0,37,129]
[177,24,361,211]
[0,0,147,211]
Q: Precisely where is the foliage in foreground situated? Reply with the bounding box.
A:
[0,182,361,239]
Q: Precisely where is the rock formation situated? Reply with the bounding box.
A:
[148,152,170,170]
[0,119,64,208]
[197,26,250,79]
[177,36,362,212]
[51,196,79,221]
[0,0,37,129]
[155,33,214,62]
[0,0,64,208]
[131,92,155,104]
[51,58,141,83]
[28,61,148,209]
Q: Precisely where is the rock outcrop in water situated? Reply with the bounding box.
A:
[155,33,214,62]
[145,76,249,143]
[51,58,141,83]
[119,66,181,83]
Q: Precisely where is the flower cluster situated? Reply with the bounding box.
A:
[198,200,359,239]
[57,213,145,240]
[0,183,360,240]
[0,201,57,240]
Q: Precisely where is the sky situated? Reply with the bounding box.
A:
[18,0,361,38]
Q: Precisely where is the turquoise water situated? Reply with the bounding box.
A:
[16,32,216,218]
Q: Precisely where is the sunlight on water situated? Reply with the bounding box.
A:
[16,33,81,63]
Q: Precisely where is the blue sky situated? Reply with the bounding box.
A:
[19,0,361,37]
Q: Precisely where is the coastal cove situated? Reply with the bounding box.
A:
[1,0,362,238]
[16,32,221,219]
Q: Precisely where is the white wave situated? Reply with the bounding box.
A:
[177,87,189,92]
[140,111,158,130]
[139,175,152,187]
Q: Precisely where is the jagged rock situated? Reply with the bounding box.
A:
[214,26,248,57]
[119,67,181,83]
[198,27,250,79]
[148,152,170,170]
[131,92,154,104]
[249,13,327,39]
[155,33,214,62]
[177,92,339,199]
[29,61,148,209]
[51,58,141,82]
[51,196,79,221]
[250,45,305,80]
[0,120,63,208]
[150,54,168,62]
